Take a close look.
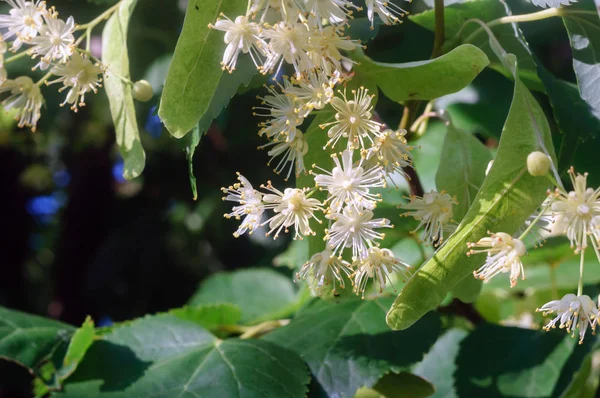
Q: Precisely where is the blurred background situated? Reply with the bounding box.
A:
[0,0,584,396]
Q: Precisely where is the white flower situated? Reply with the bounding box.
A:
[0,75,43,131]
[248,0,301,23]
[29,14,75,70]
[254,81,303,141]
[537,294,598,343]
[0,39,7,85]
[321,87,382,150]
[261,22,313,77]
[313,149,385,212]
[468,232,527,287]
[261,184,323,239]
[222,173,265,237]
[307,26,360,75]
[295,248,352,294]
[48,52,103,111]
[364,129,413,179]
[326,205,391,259]
[303,0,357,27]
[0,0,45,50]
[550,168,600,253]
[353,247,411,298]
[283,70,339,116]
[259,128,309,180]
[365,0,409,28]
[401,190,456,245]
[209,14,267,71]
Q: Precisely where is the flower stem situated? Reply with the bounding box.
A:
[76,1,123,31]
[517,197,553,241]
[239,319,290,339]
[4,50,31,65]
[431,0,445,58]
[578,247,585,297]
[36,70,54,87]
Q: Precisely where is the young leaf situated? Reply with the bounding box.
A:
[56,316,95,382]
[562,0,600,121]
[0,306,74,371]
[187,268,298,324]
[264,298,442,398]
[102,0,145,180]
[435,122,493,221]
[158,0,248,138]
[455,324,592,397]
[57,314,310,397]
[353,45,489,103]
[387,51,556,330]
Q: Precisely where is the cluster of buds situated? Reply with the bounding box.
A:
[0,0,153,132]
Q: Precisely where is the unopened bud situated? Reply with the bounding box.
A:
[527,151,551,177]
[132,80,153,102]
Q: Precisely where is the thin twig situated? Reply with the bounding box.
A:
[431,0,445,58]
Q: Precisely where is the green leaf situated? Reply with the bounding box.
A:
[435,122,493,221]
[102,0,145,180]
[188,268,298,324]
[353,45,489,103]
[531,0,577,7]
[413,329,469,398]
[563,0,600,120]
[169,303,241,332]
[455,324,592,397]
[57,313,310,397]
[560,352,600,398]
[158,0,249,138]
[410,0,543,91]
[56,317,95,382]
[387,49,556,330]
[264,298,442,398]
[183,125,201,200]
[372,372,436,398]
[0,306,73,371]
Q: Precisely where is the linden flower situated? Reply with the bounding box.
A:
[254,82,304,141]
[326,205,391,259]
[261,184,323,239]
[353,247,411,298]
[0,0,46,50]
[0,75,43,131]
[468,232,527,287]
[248,0,301,23]
[550,167,600,253]
[321,87,383,150]
[209,14,267,71]
[29,14,75,70]
[259,128,309,180]
[537,294,598,343]
[0,40,7,85]
[48,52,103,111]
[261,21,313,77]
[365,0,410,28]
[295,248,353,294]
[401,190,456,245]
[307,26,360,75]
[284,70,339,116]
[364,129,413,179]
[222,173,265,237]
[303,0,358,27]
[313,149,385,212]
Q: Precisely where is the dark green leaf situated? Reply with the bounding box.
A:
[413,329,469,398]
[264,298,442,398]
[455,324,592,397]
[158,0,249,138]
[169,303,241,332]
[353,45,489,103]
[372,371,436,398]
[0,306,73,371]
[57,314,310,397]
[188,268,298,324]
[102,0,145,180]
[563,0,600,120]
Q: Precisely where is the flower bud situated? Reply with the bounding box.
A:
[132,80,153,102]
[527,151,551,177]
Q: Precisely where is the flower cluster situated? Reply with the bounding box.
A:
[0,0,108,131]
[467,165,600,343]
